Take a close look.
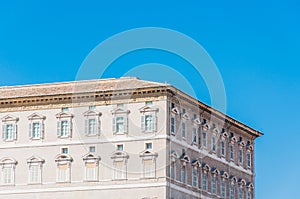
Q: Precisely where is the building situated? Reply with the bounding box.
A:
[0,77,262,199]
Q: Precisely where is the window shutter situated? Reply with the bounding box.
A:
[41,122,45,139]
[84,119,88,135]
[2,125,6,140]
[141,115,145,132]
[153,115,157,132]
[13,124,17,140]
[112,117,116,133]
[57,121,61,137]
[96,118,100,136]
[29,123,32,139]
[69,120,72,138]
[124,116,128,133]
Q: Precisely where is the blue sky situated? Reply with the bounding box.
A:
[0,1,300,198]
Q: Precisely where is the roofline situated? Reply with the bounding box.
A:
[166,85,263,137]
[0,78,262,137]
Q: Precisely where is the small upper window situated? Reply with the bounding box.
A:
[89,146,96,153]
[145,143,152,150]
[89,105,96,110]
[117,144,124,151]
[62,107,69,112]
[61,147,69,154]
[146,101,153,106]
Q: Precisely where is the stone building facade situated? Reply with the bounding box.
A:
[0,77,262,199]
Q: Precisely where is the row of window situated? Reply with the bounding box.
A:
[169,154,253,199]
[170,109,253,169]
[0,148,157,185]
[1,104,159,141]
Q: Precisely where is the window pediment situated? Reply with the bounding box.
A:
[202,163,210,171]
[139,106,158,113]
[171,107,180,115]
[83,110,101,117]
[230,136,237,143]
[229,176,237,183]
[202,124,210,131]
[182,113,190,120]
[191,160,201,167]
[139,150,158,158]
[247,144,254,151]
[111,151,129,159]
[220,171,229,179]
[27,155,45,164]
[111,107,130,114]
[222,131,229,138]
[246,182,254,189]
[28,113,46,120]
[56,112,73,119]
[239,140,246,146]
[170,151,178,162]
[1,115,19,122]
[180,154,190,164]
[82,153,101,162]
[0,157,17,165]
[211,168,220,175]
[238,178,246,186]
[193,118,201,124]
[55,154,73,162]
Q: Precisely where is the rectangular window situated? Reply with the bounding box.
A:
[202,172,207,190]
[61,148,69,154]
[57,163,70,182]
[32,122,41,139]
[202,132,207,148]
[114,161,125,180]
[85,162,98,181]
[29,164,41,184]
[180,165,186,183]
[2,166,14,185]
[170,117,176,134]
[246,152,252,169]
[221,140,226,156]
[238,149,243,165]
[212,176,217,194]
[181,122,186,138]
[238,187,244,199]
[145,115,153,132]
[230,145,235,161]
[246,190,252,199]
[61,120,69,137]
[88,119,97,135]
[116,117,125,133]
[221,180,226,198]
[170,162,176,180]
[192,167,198,187]
[145,142,152,150]
[117,144,124,151]
[212,136,217,152]
[6,124,14,140]
[143,159,155,178]
[192,128,198,144]
[230,184,235,199]
[146,101,153,106]
[62,107,69,112]
[89,146,96,153]
[89,105,96,110]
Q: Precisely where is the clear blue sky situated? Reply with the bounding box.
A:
[0,1,299,198]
